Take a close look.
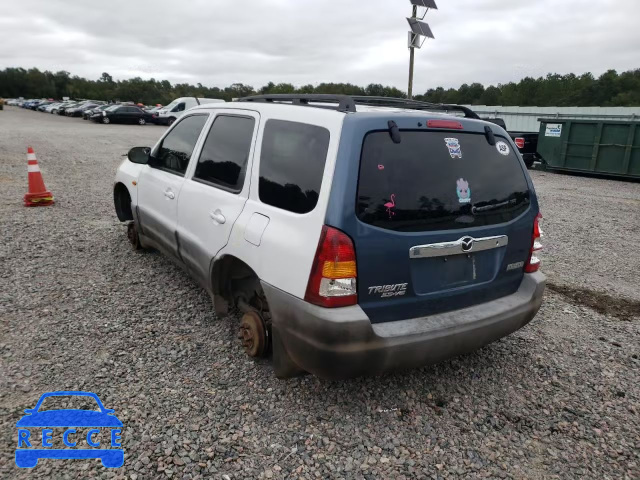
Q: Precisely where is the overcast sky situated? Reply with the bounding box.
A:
[1,0,638,93]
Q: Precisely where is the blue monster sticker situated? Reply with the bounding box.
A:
[444,138,462,159]
[456,178,471,204]
[15,391,124,469]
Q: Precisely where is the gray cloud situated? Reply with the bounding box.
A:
[1,0,638,93]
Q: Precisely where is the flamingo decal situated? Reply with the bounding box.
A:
[384,194,396,219]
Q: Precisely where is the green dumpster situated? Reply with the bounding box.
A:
[537,118,640,179]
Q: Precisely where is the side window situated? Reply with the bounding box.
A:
[193,115,255,192]
[174,103,186,113]
[154,115,208,175]
[259,120,330,214]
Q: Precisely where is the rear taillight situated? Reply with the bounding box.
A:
[515,137,525,149]
[525,213,543,273]
[304,226,357,308]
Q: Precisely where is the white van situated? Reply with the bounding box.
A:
[155,97,224,126]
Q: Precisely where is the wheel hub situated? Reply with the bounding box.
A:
[127,222,140,250]
[238,310,268,358]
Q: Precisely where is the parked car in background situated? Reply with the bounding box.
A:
[32,100,52,110]
[144,106,165,124]
[65,102,90,116]
[56,102,80,115]
[23,99,44,110]
[36,101,56,112]
[64,103,84,117]
[91,105,152,125]
[155,97,224,126]
[84,104,115,120]
[67,102,104,117]
[509,133,540,168]
[44,102,63,113]
[50,102,73,114]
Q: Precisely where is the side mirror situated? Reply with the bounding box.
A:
[128,147,151,165]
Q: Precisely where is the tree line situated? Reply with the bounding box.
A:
[1,67,638,106]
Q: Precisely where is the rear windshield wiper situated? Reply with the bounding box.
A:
[388,120,401,144]
[484,126,496,146]
[472,199,514,214]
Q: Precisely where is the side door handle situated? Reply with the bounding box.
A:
[209,210,226,225]
[164,190,175,200]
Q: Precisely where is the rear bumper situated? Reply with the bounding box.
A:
[263,272,546,380]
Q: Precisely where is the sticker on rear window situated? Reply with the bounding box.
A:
[456,178,471,204]
[496,141,510,156]
[444,138,462,159]
[384,194,396,219]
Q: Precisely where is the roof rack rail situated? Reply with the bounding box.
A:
[237,94,357,113]
[349,96,479,119]
[236,94,479,119]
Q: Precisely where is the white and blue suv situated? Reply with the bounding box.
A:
[114,95,546,379]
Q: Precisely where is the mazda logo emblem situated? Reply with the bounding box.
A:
[461,237,474,252]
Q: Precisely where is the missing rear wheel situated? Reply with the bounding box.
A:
[238,310,269,358]
[127,222,142,250]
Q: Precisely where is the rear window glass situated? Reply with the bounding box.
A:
[357,131,530,232]
[259,120,330,214]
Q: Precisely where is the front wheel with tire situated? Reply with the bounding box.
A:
[102,117,110,124]
[138,118,146,125]
[167,117,176,126]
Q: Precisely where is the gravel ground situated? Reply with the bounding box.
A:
[1,107,638,479]
[531,169,640,304]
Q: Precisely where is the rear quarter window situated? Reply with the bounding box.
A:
[259,119,330,214]
[357,130,530,232]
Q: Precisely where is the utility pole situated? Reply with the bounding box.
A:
[405,1,437,100]
[408,5,417,99]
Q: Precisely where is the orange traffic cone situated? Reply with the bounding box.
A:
[24,147,54,207]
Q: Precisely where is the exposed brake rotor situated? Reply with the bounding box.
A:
[238,310,269,358]
[127,222,141,250]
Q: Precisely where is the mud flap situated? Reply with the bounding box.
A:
[272,326,305,379]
